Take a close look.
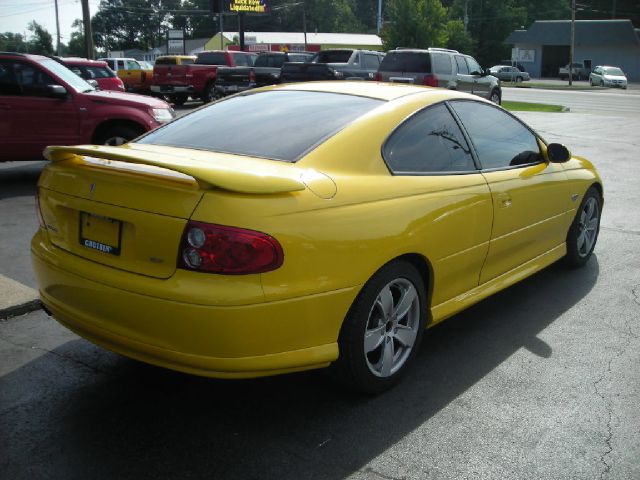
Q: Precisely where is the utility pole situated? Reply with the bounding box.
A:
[81,0,94,59]
[569,0,575,86]
[302,2,307,51]
[464,0,469,30]
[376,0,382,34]
[54,0,61,55]
[612,0,616,18]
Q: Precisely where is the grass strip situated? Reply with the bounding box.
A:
[502,101,565,112]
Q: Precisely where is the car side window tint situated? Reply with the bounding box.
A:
[363,54,379,70]
[233,53,250,66]
[465,57,482,75]
[432,53,452,75]
[125,60,139,70]
[450,101,543,170]
[455,56,469,75]
[12,62,56,97]
[383,103,476,174]
[0,61,21,95]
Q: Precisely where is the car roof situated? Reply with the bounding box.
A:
[264,81,467,101]
[59,57,108,66]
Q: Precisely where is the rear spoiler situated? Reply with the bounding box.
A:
[44,145,307,195]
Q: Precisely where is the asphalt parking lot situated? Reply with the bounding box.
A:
[1,89,639,479]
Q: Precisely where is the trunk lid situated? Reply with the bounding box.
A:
[38,144,309,279]
[152,64,193,86]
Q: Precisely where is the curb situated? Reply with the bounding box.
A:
[0,299,42,321]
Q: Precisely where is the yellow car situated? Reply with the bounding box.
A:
[32,82,603,393]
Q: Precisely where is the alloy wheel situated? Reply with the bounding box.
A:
[576,197,599,257]
[364,278,420,378]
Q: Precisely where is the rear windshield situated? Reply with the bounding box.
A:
[196,52,228,65]
[155,57,177,65]
[137,90,383,162]
[379,52,431,73]
[255,55,285,68]
[288,53,313,62]
[313,51,352,63]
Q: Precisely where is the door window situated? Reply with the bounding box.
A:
[125,60,140,70]
[432,53,452,74]
[450,100,543,170]
[383,103,476,174]
[0,61,56,97]
[465,57,482,75]
[455,56,469,75]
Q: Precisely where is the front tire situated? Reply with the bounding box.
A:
[95,125,141,146]
[490,89,501,105]
[565,186,601,268]
[331,260,427,394]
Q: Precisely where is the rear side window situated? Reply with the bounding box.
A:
[432,53,452,75]
[197,52,228,65]
[383,103,475,174]
[255,55,285,68]
[363,54,380,70]
[181,58,194,65]
[450,101,542,170]
[232,53,253,66]
[379,52,431,73]
[455,56,469,75]
[87,66,115,78]
[137,91,384,162]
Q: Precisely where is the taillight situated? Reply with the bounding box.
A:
[35,189,46,229]
[422,74,438,87]
[249,68,256,83]
[375,72,382,82]
[178,221,284,275]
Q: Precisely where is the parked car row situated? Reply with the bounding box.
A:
[0,52,175,161]
[193,47,502,105]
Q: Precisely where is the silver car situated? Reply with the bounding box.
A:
[589,66,628,89]
[376,48,502,104]
[488,65,530,83]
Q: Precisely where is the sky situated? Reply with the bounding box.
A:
[0,0,101,44]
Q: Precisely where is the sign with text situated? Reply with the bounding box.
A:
[167,30,185,54]
[227,0,269,13]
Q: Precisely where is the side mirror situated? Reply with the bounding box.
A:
[547,143,571,163]
[47,84,68,98]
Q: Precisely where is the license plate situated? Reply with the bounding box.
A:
[228,85,238,92]
[79,212,122,256]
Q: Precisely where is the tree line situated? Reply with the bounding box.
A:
[1,0,638,68]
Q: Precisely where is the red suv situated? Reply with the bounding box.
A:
[57,57,125,92]
[0,52,175,161]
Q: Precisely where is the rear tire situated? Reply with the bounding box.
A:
[170,94,188,106]
[331,260,427,394]
[565,186,601,268]
[203,83,221,103]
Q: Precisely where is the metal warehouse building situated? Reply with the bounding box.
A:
[505,19,640,81]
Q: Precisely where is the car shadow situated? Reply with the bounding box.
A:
[0,161,46,200]
[0,258,599,479]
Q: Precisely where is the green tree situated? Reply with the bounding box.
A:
[66,19,86,57]
[0,33,29,53]
[381,0,448,50]
[444,19,474,53]
[28,21,54,54]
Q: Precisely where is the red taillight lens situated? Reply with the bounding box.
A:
[35,189,46,229]
[375,72,382,82]
[422,74,438,87]
[178,221,284,275]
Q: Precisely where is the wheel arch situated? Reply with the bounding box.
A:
[92,119,147,144]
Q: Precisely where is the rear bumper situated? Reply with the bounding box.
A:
[151,85,194,94]
[31,231,357,378]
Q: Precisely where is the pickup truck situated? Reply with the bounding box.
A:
[559,62,590,80]
[150,50,256,105]
[98,57,153,93]
[214,51,315,97]
[280,49,385,83]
